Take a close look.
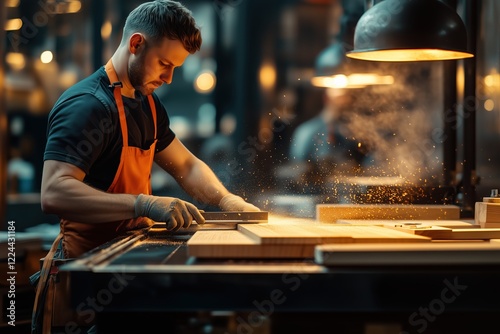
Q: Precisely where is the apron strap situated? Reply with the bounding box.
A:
[43,276,56,333]
[32,232,63,331]
[105,60,129,147]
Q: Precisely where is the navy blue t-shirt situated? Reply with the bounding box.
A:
[44,66,175,191]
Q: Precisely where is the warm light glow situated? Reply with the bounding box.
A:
[484,70,500,90]
[53,1,82,14]
[5,18,22,31]
[347,49,474,62]
[194,71,216,93]
[67,1,82,13]
[101,21,112,40]
[484,99,495,112]
[484,75,495,87]
[6,0,20,7]
[312,75,348,88]
[6,52,25,70]
[259,64,276,90]
[60,70,79,89]
[40,51,54,64]
[456,63,464,100]
[312,73,394,89]
[348,73,394,86]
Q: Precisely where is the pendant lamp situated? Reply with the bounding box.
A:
[312,0,394,89]
[346,0,474,61]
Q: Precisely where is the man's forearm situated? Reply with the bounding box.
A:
[42,177,137,223]
[174,159,230,207]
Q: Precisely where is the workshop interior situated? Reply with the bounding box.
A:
[2,0,500,333]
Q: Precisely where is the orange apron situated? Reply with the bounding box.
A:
[33,59,158,332]
[61,59,158,258]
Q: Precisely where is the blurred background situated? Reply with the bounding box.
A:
[1,0,500,228]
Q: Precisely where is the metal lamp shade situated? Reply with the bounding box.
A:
[347,0,474,61]
[312,41,394,88]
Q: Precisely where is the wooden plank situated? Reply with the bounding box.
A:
[483,197,500,203]
[237,224,353,245]
[186,230,315,258]
[388,226,500,240]
[316,204,460,223]
[315,242,500,266]
[443,229,500,239]
[335,219,476,229]
[238,224,430,245]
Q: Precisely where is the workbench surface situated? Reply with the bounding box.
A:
[60,223,500,333]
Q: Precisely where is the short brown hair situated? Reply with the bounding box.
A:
[122,0,202,53]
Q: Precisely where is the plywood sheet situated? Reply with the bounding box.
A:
[317,204,460,223]
[335,219,477,229]
[238,224,430,245]
[187,230,314,258]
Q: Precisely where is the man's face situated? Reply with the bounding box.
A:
[128,37,190,96]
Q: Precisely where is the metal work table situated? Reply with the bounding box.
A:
[61,227,500,333]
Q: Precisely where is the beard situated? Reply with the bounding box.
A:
[128,51,154,96]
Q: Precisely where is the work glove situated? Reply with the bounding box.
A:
[134,194,205,231]
[219,193,261,212]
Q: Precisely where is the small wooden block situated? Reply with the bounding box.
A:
[475,202,500,227]
[317,204,461,223]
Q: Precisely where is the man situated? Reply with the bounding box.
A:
[289,88,372,171]
[284,88,374,193]
[32,1,259,332]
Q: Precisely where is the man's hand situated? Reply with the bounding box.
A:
[219,193,260,212]
[134,194,205,231]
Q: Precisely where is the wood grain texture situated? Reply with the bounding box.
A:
[237,224,430,244]
[317,204,460,222]
[186,230,315,258]
[187,224,431,259]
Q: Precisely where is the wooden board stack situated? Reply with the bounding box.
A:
[187,202,500,260]
[187,223,430,259]
[475,195,500,228]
